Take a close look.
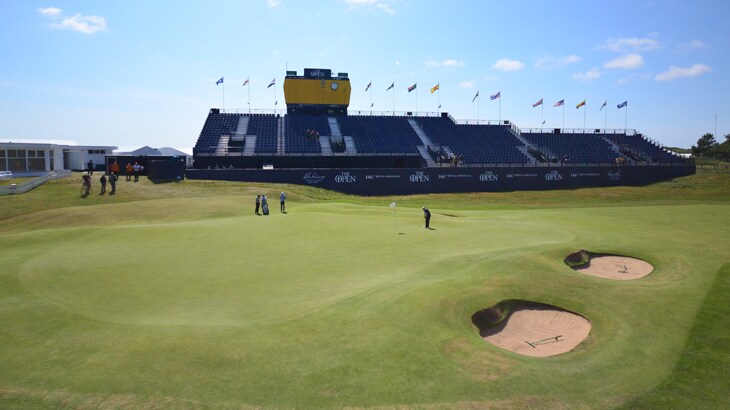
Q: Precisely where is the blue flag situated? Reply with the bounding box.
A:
[617,101,628,109]
[216,77,224,85]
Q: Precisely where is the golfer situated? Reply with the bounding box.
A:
[280,192,286,213]
[422,207,431,229]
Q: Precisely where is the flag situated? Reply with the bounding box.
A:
[267,78,276,88]
[242,78,249,86]
[553,99,564,107]
[216,77,224,85]
[490,91,501,100]
[408,83,417,92]
[371,103,374,107]
[533,98,543,108]
[386,82,394,91]
[365,81,372,92]
[472,91,479,103]
[617,101,628,109]
[389,201,396,208]
[430,84,439,94]
[600,100,607,111]
[542,120,546,124]
[576,99,586,109]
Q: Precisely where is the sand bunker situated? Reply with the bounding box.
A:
[472,300,591,357]
[566,250,654,280]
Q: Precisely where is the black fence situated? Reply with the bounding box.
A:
[187,164,695,196]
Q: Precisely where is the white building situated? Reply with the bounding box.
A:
[0,140,117,173]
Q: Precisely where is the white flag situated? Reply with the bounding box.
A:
[389,202,396,208]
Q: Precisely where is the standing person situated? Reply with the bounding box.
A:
[422,207,431,229]
[87,159,94,175]
[99,174,107,194]
[132,162,141,182]
[110,161,120,175]
[125,163,133,181]
[255,194,261,215]
[280,192,286,213]
[109,172,117,195]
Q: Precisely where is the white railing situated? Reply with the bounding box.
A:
[0,170,72,196]
[520,128,638,135]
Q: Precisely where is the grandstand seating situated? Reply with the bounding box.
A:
[337,116,422,154]
[603,133,682,163]
[192,110,684,166]
[193,112,242,154]
[247,114,278,154]
[417,117,530,164]
[284,115,328,154]
[521,132,619,164]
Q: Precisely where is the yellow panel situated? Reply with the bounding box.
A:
[284,78,350,107]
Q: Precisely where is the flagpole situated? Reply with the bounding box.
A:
[625,104,628,131]
[541,100,544,132]
[499,97,502,123]
[248,78,251,113]
[222,81,225,112]
[583,105,586,131]
[437,88,440,114]
[604,103,608,131]
[370,85,373,115]
[562,104,565,129]
[478,93,480,123]
[393,85,395,115]
[415,87,418,114]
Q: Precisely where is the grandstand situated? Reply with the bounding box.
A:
[188,67,694,194]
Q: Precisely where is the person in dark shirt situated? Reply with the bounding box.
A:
[99,174,107,194]
[255,195,261,215]
[109,173,117,195]
[422,207,431,229]
[87,160,94,175]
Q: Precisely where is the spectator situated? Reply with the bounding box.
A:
[132,162,141,182]
[280,191,286,213]
[109,161,120,175]
[87,160,94,175]
[99,174,107,195]
[109,173,117,195]
[125,163,133,181]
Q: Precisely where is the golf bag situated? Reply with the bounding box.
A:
[262,203,269,215]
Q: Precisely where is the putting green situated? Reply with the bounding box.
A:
[17,202,573,327]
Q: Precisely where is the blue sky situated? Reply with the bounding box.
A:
[1,0,728,149]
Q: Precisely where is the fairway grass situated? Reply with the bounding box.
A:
[1,173,729,408]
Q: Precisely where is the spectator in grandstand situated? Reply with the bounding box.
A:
[133,162,141,182]
[109,161,120,175]
[87,160,94,175]
[99,174,107,195]
[423,207,431,229]
[125,163,133,181]
[255,194,261,215]
[280,192,286,213]
[109,172,117,195]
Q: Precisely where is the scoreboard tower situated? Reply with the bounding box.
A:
[283,68,351,115]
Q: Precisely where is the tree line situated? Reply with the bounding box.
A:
[692,133,730,161]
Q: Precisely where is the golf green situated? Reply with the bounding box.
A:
[1,176,729,408]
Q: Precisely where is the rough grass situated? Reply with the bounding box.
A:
[0,171,729,409]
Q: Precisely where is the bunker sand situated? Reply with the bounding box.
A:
[575,255,654,280]
[473,301,591,357]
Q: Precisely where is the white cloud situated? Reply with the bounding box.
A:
[492,58,524,72]
[603,37,659,52]
[267,0,282,7]
[655,64,710,82]
[38,7,108,34]
[425,58,465,69]
[344,0,396,14]
[38,7,62,17]
[572,68,602,82]
[394,60,401,66]
[604,53,644,70]
[535,54,581,69]
[458,80,474,89]
[676,40,707,52]
[52,14,108,34]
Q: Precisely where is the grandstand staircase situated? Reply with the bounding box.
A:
[277,117,285,154]
[407,119,438,167]
[216,135,230,155]
[319,138,333,155]
[227,116,249,156]
[343,136,358,155]
[601,136,635,164]
[243,136,257,155]
[506,128,538,164]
